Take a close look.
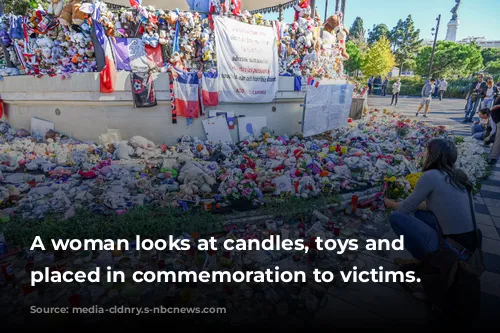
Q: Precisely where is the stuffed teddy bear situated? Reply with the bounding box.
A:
[72,1,92,26]
[48,0,64,17]
[177,161,216,193]
[59,0,77,27]
[324,13,350,60]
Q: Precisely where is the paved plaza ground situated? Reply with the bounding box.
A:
[311,96,500,327]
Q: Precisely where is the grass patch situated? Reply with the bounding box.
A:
[0,195,342,248]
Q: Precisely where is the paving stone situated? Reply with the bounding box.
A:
[479,224,500,240]
[484,252,500,275]
[473,196,485,205]
[482,179,500,187]
[475,203,490,215]
[482,198,500,207]
[482,238,500,256]
[488,205,500,217]
[480,190,500,200]
[493,217,500,228]
[481,185,500,194]
[481,271,500,298]
[488,175,500,182]
[476,213,494,226]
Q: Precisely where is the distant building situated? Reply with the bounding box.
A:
[458,37,500,48]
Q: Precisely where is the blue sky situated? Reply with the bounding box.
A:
[264,0,500,41]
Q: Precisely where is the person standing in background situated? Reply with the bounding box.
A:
[463,73,487,123]
[374,75,382,95]
[390,78,401,106]
[439,78,448,101]
[368,76,374,95]
[416,78,436,118]
[433,78,441,98]
[481,77,499,110]
[382,76,389,96]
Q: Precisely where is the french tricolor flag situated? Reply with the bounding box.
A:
[201,71,219,106]
[129,0,142,8]
[172,68,200,118]
[95,17,116,93]
[308,77,320,87]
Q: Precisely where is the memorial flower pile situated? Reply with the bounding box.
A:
[406,172,422,192]
[219,176,260,201]
[395,121,410,138]
[384,176,411,200]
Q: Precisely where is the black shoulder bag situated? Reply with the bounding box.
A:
[417,191,485,312]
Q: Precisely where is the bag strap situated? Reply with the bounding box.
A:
[433,190,481,250]
[467,190,482,249]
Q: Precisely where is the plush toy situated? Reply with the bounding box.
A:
[142,25,159,48]
[72,1,91,26]
[324,13,350,60]
[48,0,64,16]
[177,161,216,193]
[59,0,76,26]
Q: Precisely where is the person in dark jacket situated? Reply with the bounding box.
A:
[463,73,487,123]
[382,76,389,96]
[367,76,374,95]
[373,75,382,95]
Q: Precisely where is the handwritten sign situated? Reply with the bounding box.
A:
[214,16,279,103]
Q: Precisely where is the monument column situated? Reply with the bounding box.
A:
[445,0,462,42]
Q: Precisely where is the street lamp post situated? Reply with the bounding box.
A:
[428,14,441,79]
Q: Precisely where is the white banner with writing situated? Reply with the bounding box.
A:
[214,16,279,103]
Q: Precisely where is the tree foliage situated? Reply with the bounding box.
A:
[349,17,366,43]
[390,15,422,72]
[367,24,390,45]
[345,41,363,75]
[361,36,395,77]
[482,48,500,66]
[0,0,48,15]
[415,41,483,78]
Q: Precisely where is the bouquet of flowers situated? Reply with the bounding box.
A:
[395,121,410,138]
[219,177,259,201]
[384,176,411,200]
[406,172,422,192]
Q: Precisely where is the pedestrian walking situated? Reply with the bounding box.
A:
[416,78,436,118]
[382,76,389,96]
[463,73,487,123]
[390,78,401,106]
[439,78,448,101]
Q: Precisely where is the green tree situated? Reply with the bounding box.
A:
[390,19,405,51]
[487,60,500,74]
[482,48,500,66]
[345,41,363,76]
[391,15,422,73]
[367,24,390,45]
[415,41,483,78]
[0,0,48,15]
[361,36,395,77]
[349,17,366,43]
